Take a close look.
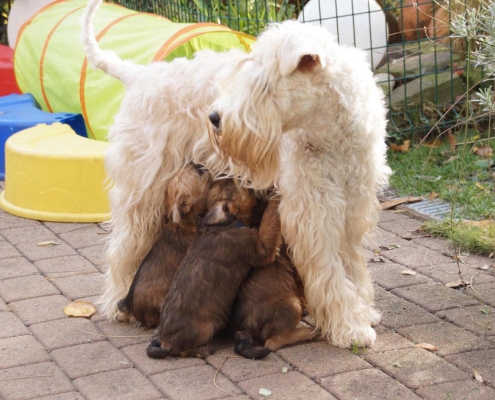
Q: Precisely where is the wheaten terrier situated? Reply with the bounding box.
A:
[82,0,390,348]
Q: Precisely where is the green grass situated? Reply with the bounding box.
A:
[388,139,495,221]
[388,136,495,254]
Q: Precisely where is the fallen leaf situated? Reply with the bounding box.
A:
[481,308,491,315]
[489,252,494,258]
[463,220,495,227]
[429,192,439,201]
[447,130,456,151]
[443,155,459,164]
[475,182,491,193]
[392,362,401,368]
[259,388,272,397]
[380,196,424,210]
[474,145,494,158]
[38,241,60,246]
[445,279,470,288]
[390,140,410,153]
[423,139,442,148]
[377,244,401,251]
[64,300,97,318]
[282,367,288,373]
[472,368,484,383]
[401,270,417,276]
[414,343,438,352]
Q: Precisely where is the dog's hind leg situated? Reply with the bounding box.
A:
[234,331,271,360]
[264,326,318,352]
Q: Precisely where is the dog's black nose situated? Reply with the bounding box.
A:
[209,111,221,129]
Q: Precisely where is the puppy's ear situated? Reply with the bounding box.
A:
[279,36,326,77]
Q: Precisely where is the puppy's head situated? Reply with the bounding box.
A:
[202,178,257,226]
[166,164,212,224]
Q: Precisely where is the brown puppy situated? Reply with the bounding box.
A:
[117,164,211,328]
[147,179,282,359]
[231,242,317,359]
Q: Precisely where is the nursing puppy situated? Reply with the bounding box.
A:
[117,164,211,328]
[147,179,282,358]
[231,243,317,359]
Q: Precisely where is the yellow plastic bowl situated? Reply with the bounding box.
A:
[0,123,110,222]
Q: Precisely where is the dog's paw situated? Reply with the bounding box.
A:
[351,326,377,348]
[369,307,382,327]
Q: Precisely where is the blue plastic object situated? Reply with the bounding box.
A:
[0,93,87,180]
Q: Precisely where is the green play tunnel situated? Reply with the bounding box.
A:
[14,0,255,141]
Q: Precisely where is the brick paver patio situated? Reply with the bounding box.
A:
[1,192,495,399]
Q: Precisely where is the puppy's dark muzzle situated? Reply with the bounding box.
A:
[208,111,221,132]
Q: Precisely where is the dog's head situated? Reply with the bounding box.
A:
[208,21,331,188]
[166,164,212,224]
[202,178,257,226]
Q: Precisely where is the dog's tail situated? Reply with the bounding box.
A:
[234,331,271,360]
[81,0,143,85]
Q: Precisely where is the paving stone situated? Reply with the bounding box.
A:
[0,361,75,400]
[0,297,8,311]
[43,222,93,234]
[0,212,40,230]
[30,318,104,351]
[34,255,99,278]
[378,218,424,237]
[51,341,131,379]
[0,275,59,302]
[417,262,495,285]
[392,283,478,312]
[321,368,421,400]
[416,379,495,400]
[151,364,243,400]
[369,262,430,289]
[0,240,21,259]
[207,347,291,383]
[446,348,495,385]
[366,348,469,389]
[0,256,38,280]
[436,304,495,336]
[96,320,152,348]
[122,342,205,375]
[364,329,413,355]
[374,285,397,301]
[411,235,454,253]
[376,295,440,329]
[1,225,58,246]
[0,335,50,369]
[59,225,106,250]
[74,368,162,400]
[37,392,85,400]
[378,210,412,224]
[276,341,371,379]
[15,240,77,261]
[10,295,69,326]
[78,244,106,268]
[398,321,494,356]
[239,371,336,400]
[51,272,103,300]
[466,282,495,307]
[0,311,29,338]
[381,243,453,269]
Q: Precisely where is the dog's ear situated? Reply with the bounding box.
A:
[279,36,326,77]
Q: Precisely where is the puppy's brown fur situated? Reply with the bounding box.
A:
[147,179,282,359]
[117,164,211,328]
[231,242,317,359]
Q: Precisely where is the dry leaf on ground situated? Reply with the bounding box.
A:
[475,182,491,193]
[380,196,424,210]
[472,368,484,383]
[463,220,494,227]
[390,140,410,153]
[259,388,272,397]
[64,300,97,318]
[447,131,456,151]
[423,139,442,148]
[445,279,470,288]
[401,270,417,276]
[38,241,59,246]
[414,343,438,352]
[474,145,493,158]
[428,192,439,201]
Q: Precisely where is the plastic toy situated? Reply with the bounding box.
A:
[0,123,110,222]
[0,45,21,96]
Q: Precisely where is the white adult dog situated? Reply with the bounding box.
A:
[82,0,390,348]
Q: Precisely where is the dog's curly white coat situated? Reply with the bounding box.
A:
[82,0,391,348]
